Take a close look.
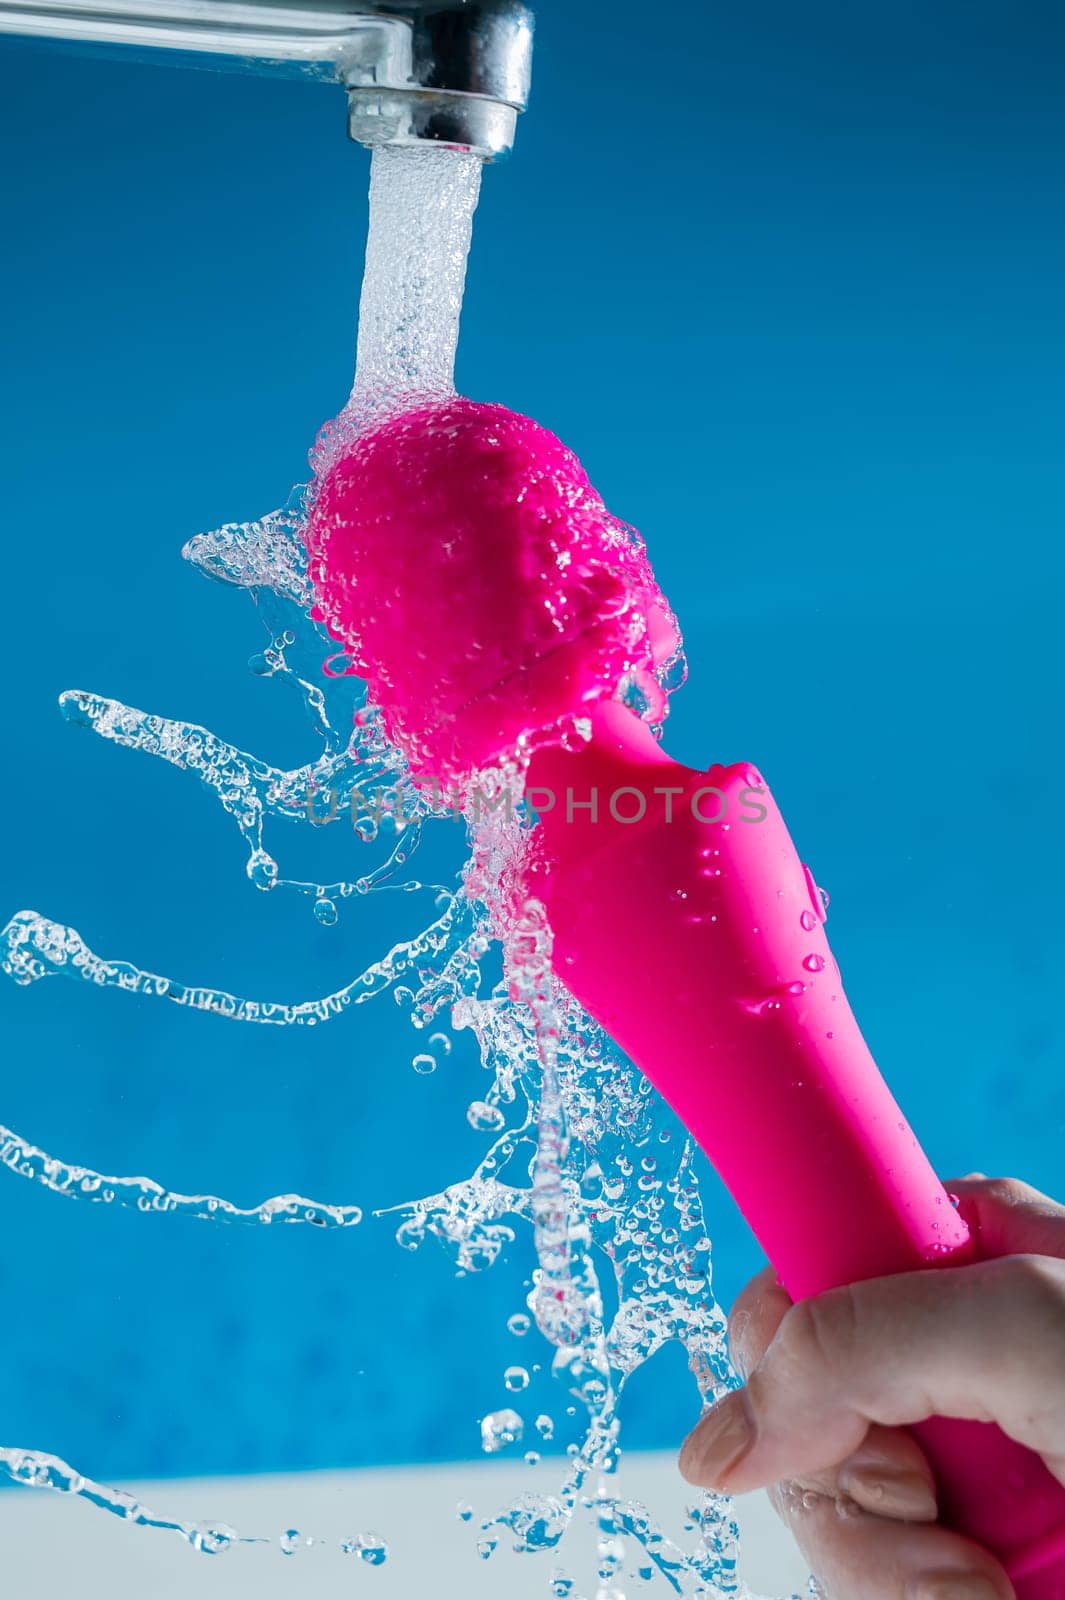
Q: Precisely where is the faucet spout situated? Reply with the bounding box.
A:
[0,1,534,159]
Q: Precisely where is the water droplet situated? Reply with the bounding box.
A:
[477,1536,498,1560]
[313,896,338,926]
[280,1528,301,1556]
[504,1365,529,1392]
[481,1408,523,1452]
[467,1099,504,1132]
[191,1524,236,1555]
[247,851,277,891]
[803,953,826,973]
[456,1502,473,1523]
[800,909,817,932]
[342,1532,388,1566]
[524,1450,540,1466]
[507,1312,531,1337]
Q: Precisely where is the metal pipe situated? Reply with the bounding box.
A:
[0,1,534,159]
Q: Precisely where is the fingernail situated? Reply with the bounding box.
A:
[679,1392,754,1487]
[908,1573,1002,1600]
[839,1463,937,1522]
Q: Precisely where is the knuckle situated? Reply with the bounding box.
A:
[778,1284,861,1378]
[980,1174,1037,1209]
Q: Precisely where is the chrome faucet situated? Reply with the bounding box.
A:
[0,1,534,159]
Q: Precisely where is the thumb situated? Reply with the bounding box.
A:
[680,1255,1065,1496]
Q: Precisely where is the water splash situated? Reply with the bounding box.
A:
[0,144,742,1596]
[0,1446,392,1566]
[1,901,468,1026]
[433,790,737,1593]
[0,1447,254,1555]
[2,499,738,1589]
[0,1123,362,1227]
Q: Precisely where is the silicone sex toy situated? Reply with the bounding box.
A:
[307,399,1065,1595]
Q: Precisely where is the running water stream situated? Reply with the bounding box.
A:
[1,146,743,1597]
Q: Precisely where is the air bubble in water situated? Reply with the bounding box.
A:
[456,1502,473,1523]
[535,1414,555,1441]
[504,1365,530,1392]
[411,1053,436,1075]
[507,1312,531,1337]
[313,897,338,926]
[280,1528,301,1556]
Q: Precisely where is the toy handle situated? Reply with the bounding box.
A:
[910,1416,1065,1596]
[525,709,1065,1596]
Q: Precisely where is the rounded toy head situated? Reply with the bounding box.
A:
[306,398,680,784]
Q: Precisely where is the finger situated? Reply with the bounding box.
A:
[679,1254,1065,1495]
[727,1268,939,1520]
[769,1478,1013,1600]
[729,1266,790,1378]
[946,1176,1065,1261]
[836,1425,938,1522]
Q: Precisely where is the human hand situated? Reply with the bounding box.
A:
[680,1177,1065,1600]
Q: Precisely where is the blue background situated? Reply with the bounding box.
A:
[1,0,1062,1483]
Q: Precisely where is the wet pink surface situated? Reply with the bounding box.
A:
[307,398,679,782]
